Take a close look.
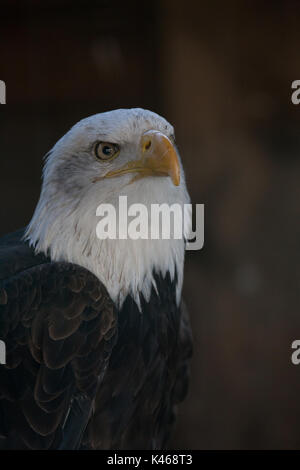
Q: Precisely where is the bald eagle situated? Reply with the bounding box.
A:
[0,108,192,450]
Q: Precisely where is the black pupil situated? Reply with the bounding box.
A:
[102,145,112,156]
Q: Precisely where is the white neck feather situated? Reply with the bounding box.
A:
[25,175,191,311]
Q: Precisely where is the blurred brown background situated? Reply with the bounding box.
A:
[1,0,300,449]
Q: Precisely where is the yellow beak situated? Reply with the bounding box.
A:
[99,130,180,186]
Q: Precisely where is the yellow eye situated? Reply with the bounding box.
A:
[94,142,120,161]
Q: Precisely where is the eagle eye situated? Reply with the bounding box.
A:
[94,142,120,161]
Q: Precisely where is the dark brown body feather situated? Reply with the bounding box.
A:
[0,229,192,449]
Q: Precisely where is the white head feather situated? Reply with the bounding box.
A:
[25,108,191,310]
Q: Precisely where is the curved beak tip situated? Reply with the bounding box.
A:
[141,130,181,187]
[172,173,180,186]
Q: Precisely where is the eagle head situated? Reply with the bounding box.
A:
[25,108,191,309]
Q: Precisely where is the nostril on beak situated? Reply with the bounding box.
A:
[144,140,151,151]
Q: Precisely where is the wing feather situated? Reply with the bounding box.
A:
[0,261,117,449]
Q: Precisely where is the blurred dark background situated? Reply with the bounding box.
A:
[1,0,300,449]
